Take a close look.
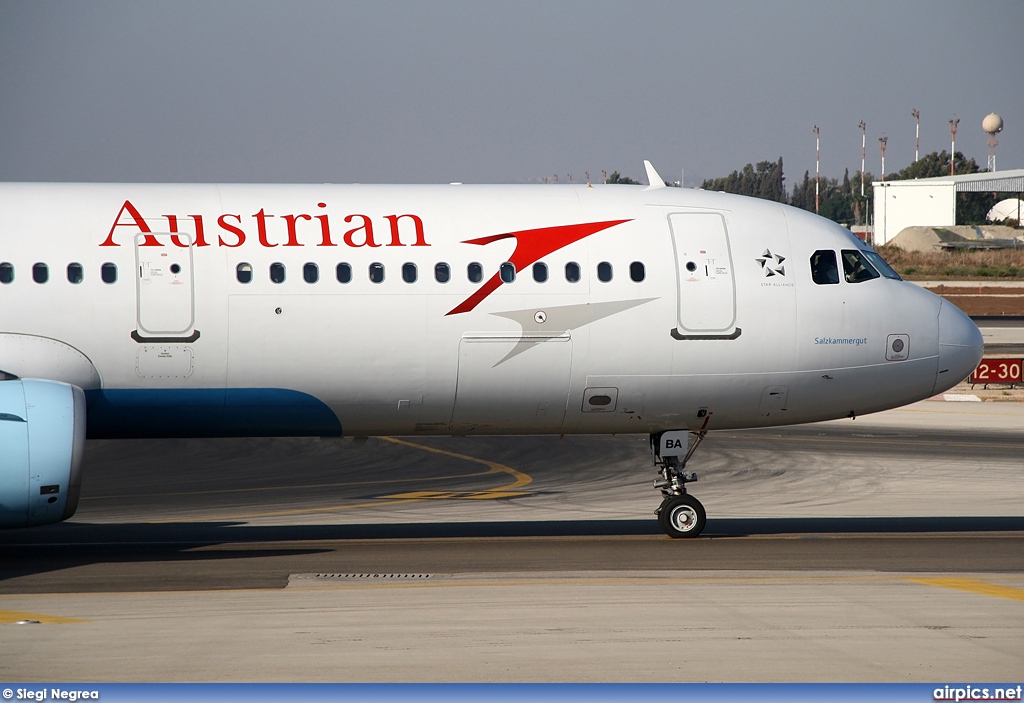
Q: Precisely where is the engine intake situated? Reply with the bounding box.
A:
[0,379,86,527]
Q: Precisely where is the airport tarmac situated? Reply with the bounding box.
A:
[976,316,1024,355]
[1,400,1023,682]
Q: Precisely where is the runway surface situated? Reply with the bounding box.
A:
[1,400,1023,681]
[975,316,1024,354]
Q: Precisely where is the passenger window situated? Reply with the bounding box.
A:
[270,262,286,284]
[101,263,117,284]
[402,262,417,283]
[533,262,548,283]
[303,262,319,284]
[841,249,880,283]
[565,262,581,283]
[467,262,483,283]
[810,250,839,285]
[597,261,612,282]
[0,262,13,284]
[236,263,253,284]
[33,263,49,284]
[630,261,645,282]
[435,263,450,283]
[369,262,385,283]
[67,263,84,284]
[336,262,352,283]
[500,262,516,283]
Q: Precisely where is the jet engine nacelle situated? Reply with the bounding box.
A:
[0,379,86,528]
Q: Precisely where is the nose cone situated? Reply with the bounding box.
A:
[935,300,984,394]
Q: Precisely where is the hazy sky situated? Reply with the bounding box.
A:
[1,0,1021,187]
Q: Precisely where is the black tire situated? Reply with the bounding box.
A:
[659,495,706,538]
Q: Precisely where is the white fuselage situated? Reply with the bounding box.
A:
[0,182,983,438]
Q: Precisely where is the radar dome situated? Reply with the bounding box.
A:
[987,198,1023,224]
[983,113,1004,135]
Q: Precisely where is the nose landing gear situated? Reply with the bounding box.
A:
[652,430,708,538]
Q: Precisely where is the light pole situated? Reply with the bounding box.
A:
[879,136,888,181]
[949,118,959,175]
[813,125,820,213]
[859,120,866,197]
[912,109,920,162]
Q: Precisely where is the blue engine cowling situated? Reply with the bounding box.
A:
[0,379,86,527]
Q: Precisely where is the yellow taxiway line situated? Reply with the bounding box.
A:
[905,577,1024,602]
[152,436,532,522]
[0,609,87,624]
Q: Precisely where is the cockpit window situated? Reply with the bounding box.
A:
[861,248,902,280]
[841,249,880,283]
[810,250,839,285]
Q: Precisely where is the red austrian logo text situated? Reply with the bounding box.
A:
[100,199,428,248]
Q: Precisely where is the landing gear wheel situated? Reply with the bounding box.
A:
[658,495,706,538]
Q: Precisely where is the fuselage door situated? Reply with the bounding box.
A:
[668,212,738,338]
[134,233,197,341]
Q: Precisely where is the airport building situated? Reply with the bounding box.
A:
[873,168,1024,245]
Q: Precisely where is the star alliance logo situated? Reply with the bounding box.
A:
[756,249,786,277]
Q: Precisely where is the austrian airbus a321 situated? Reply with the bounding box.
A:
[0,162,983,537]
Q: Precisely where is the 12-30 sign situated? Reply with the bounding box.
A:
[971,358,1023,385]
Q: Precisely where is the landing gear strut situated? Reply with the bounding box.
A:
[652,430,707,538]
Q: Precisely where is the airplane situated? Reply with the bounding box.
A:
[0,162,983,537]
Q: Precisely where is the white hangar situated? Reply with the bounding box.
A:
[873,169,1024,245]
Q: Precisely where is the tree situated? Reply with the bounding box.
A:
[887,150,980,181]
[956,191,999,225]
[819,178,853,223]
[698,149,1004,227]
[849,170,874,226]
[605,171,641,185]
[758,158,786,202]
[789,171,813,212]
[701,157,785,202]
